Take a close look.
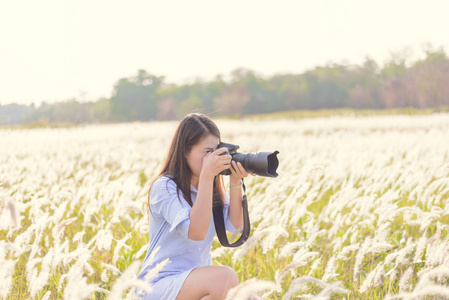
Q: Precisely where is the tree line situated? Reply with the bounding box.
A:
[1,46,448,125]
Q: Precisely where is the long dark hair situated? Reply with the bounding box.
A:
[149,113,225,208]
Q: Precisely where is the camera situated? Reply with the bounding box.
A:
[216,142,279,178]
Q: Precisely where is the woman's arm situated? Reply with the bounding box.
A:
[228,176,244,230]
[188,148,231,241]
[188,173,214,241]
[228,161,252,230]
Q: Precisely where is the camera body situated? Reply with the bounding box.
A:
[216,142,279,178]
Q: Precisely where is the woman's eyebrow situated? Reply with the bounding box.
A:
[203,147,215,150]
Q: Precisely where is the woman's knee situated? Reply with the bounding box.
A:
[208,266,239,299]
[219,266,239,288]
[177,266,239,300]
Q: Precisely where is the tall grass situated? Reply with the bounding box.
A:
[1,114,449,299]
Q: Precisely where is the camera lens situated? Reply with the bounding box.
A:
[233,151,279,178]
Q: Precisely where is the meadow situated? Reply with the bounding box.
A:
[1,113,449,299]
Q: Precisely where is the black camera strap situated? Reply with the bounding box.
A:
[212,177,251,247]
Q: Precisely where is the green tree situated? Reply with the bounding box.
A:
[175,95,203,119]
[110,70,164,121]
[213,85,250,117]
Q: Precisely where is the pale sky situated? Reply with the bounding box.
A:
[0,0,448,106]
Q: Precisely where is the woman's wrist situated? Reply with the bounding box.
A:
[199,171,215,184]
[230,183,242,189]
[230,177,242,187]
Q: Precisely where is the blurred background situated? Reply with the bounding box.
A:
[1,0,448,126]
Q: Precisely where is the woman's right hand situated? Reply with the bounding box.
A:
[201,148,231,178]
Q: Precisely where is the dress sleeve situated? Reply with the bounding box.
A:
[150,177,191,238]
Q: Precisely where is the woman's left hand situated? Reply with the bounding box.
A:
[229,161,256,184]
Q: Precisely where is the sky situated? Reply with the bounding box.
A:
[0,0,448,106]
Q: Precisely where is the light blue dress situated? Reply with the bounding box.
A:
[136,176,236,299]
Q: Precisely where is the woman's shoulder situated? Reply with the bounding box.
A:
[150,175,181,207]
[151,175,177,192]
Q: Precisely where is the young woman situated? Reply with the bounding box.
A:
[137,113,251,300]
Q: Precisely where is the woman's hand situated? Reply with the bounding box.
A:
[229,161,256,185]
[201,148,232,178]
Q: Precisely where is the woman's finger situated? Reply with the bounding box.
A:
[215,147,229,155]
[236,162,248,176]
[230,161,238,173]
[231,161,241,176]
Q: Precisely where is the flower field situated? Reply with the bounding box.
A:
[1,113,449,299]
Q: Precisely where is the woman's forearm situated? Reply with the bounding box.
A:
[188,174,214,241]
[228,179,244,230]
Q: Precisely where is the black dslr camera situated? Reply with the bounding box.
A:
[216,142,279,178]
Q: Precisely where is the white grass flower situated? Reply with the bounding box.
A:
[57,217,78,235]
[109,261,153,300]
[102,262,122,276]
[14,223,38,248]
[322,256,338,282]
[41,291,52,300]
[413,235,427,263]
[398,266,414,293]
[282,276,324,300]
[0,258,15,298]
[26,257,40,293]
[260,225,289,254]
[291,248,319,268]
[122,202,143,214]
[63,242,90,268]
[73,230,86,244]
[425,236,449,267]
[29,247,53,298]
[84,261,95,276]
[373,221,391,243]
[45,234,50,248]
[225,278,276,300]
[337,244,359,260]
[142,258,170,284]
[389,268,398,283]
[282,276,347,300]
[134,243,149,260]
[1,241,23,258]
[277,258,316,285]
[370,242,393,254]
[96,229,114,252]
[359,264,384,293]
[112,232,132,265]
[353,238,371,282]
[305,229,326,248]
[101,269,110,283]
[394,241,416,268]
[315,281,348,298]
[278,241,306,258]
[386,266,449,299]
[7,199,18,228]
[384,251,399,266]
[332,237,342,253]
[416,264,449,289]
[211,246,228,259]
[308,257,321,276]
[373,263,385,287]
[434,162,449,178]
[232,228,271,261]
[63,250,98,300]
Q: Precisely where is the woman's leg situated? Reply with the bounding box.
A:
[176,266,239,300]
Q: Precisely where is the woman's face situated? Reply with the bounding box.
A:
[185,134,219,178]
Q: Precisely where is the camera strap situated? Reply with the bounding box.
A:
[212,177,251,247]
